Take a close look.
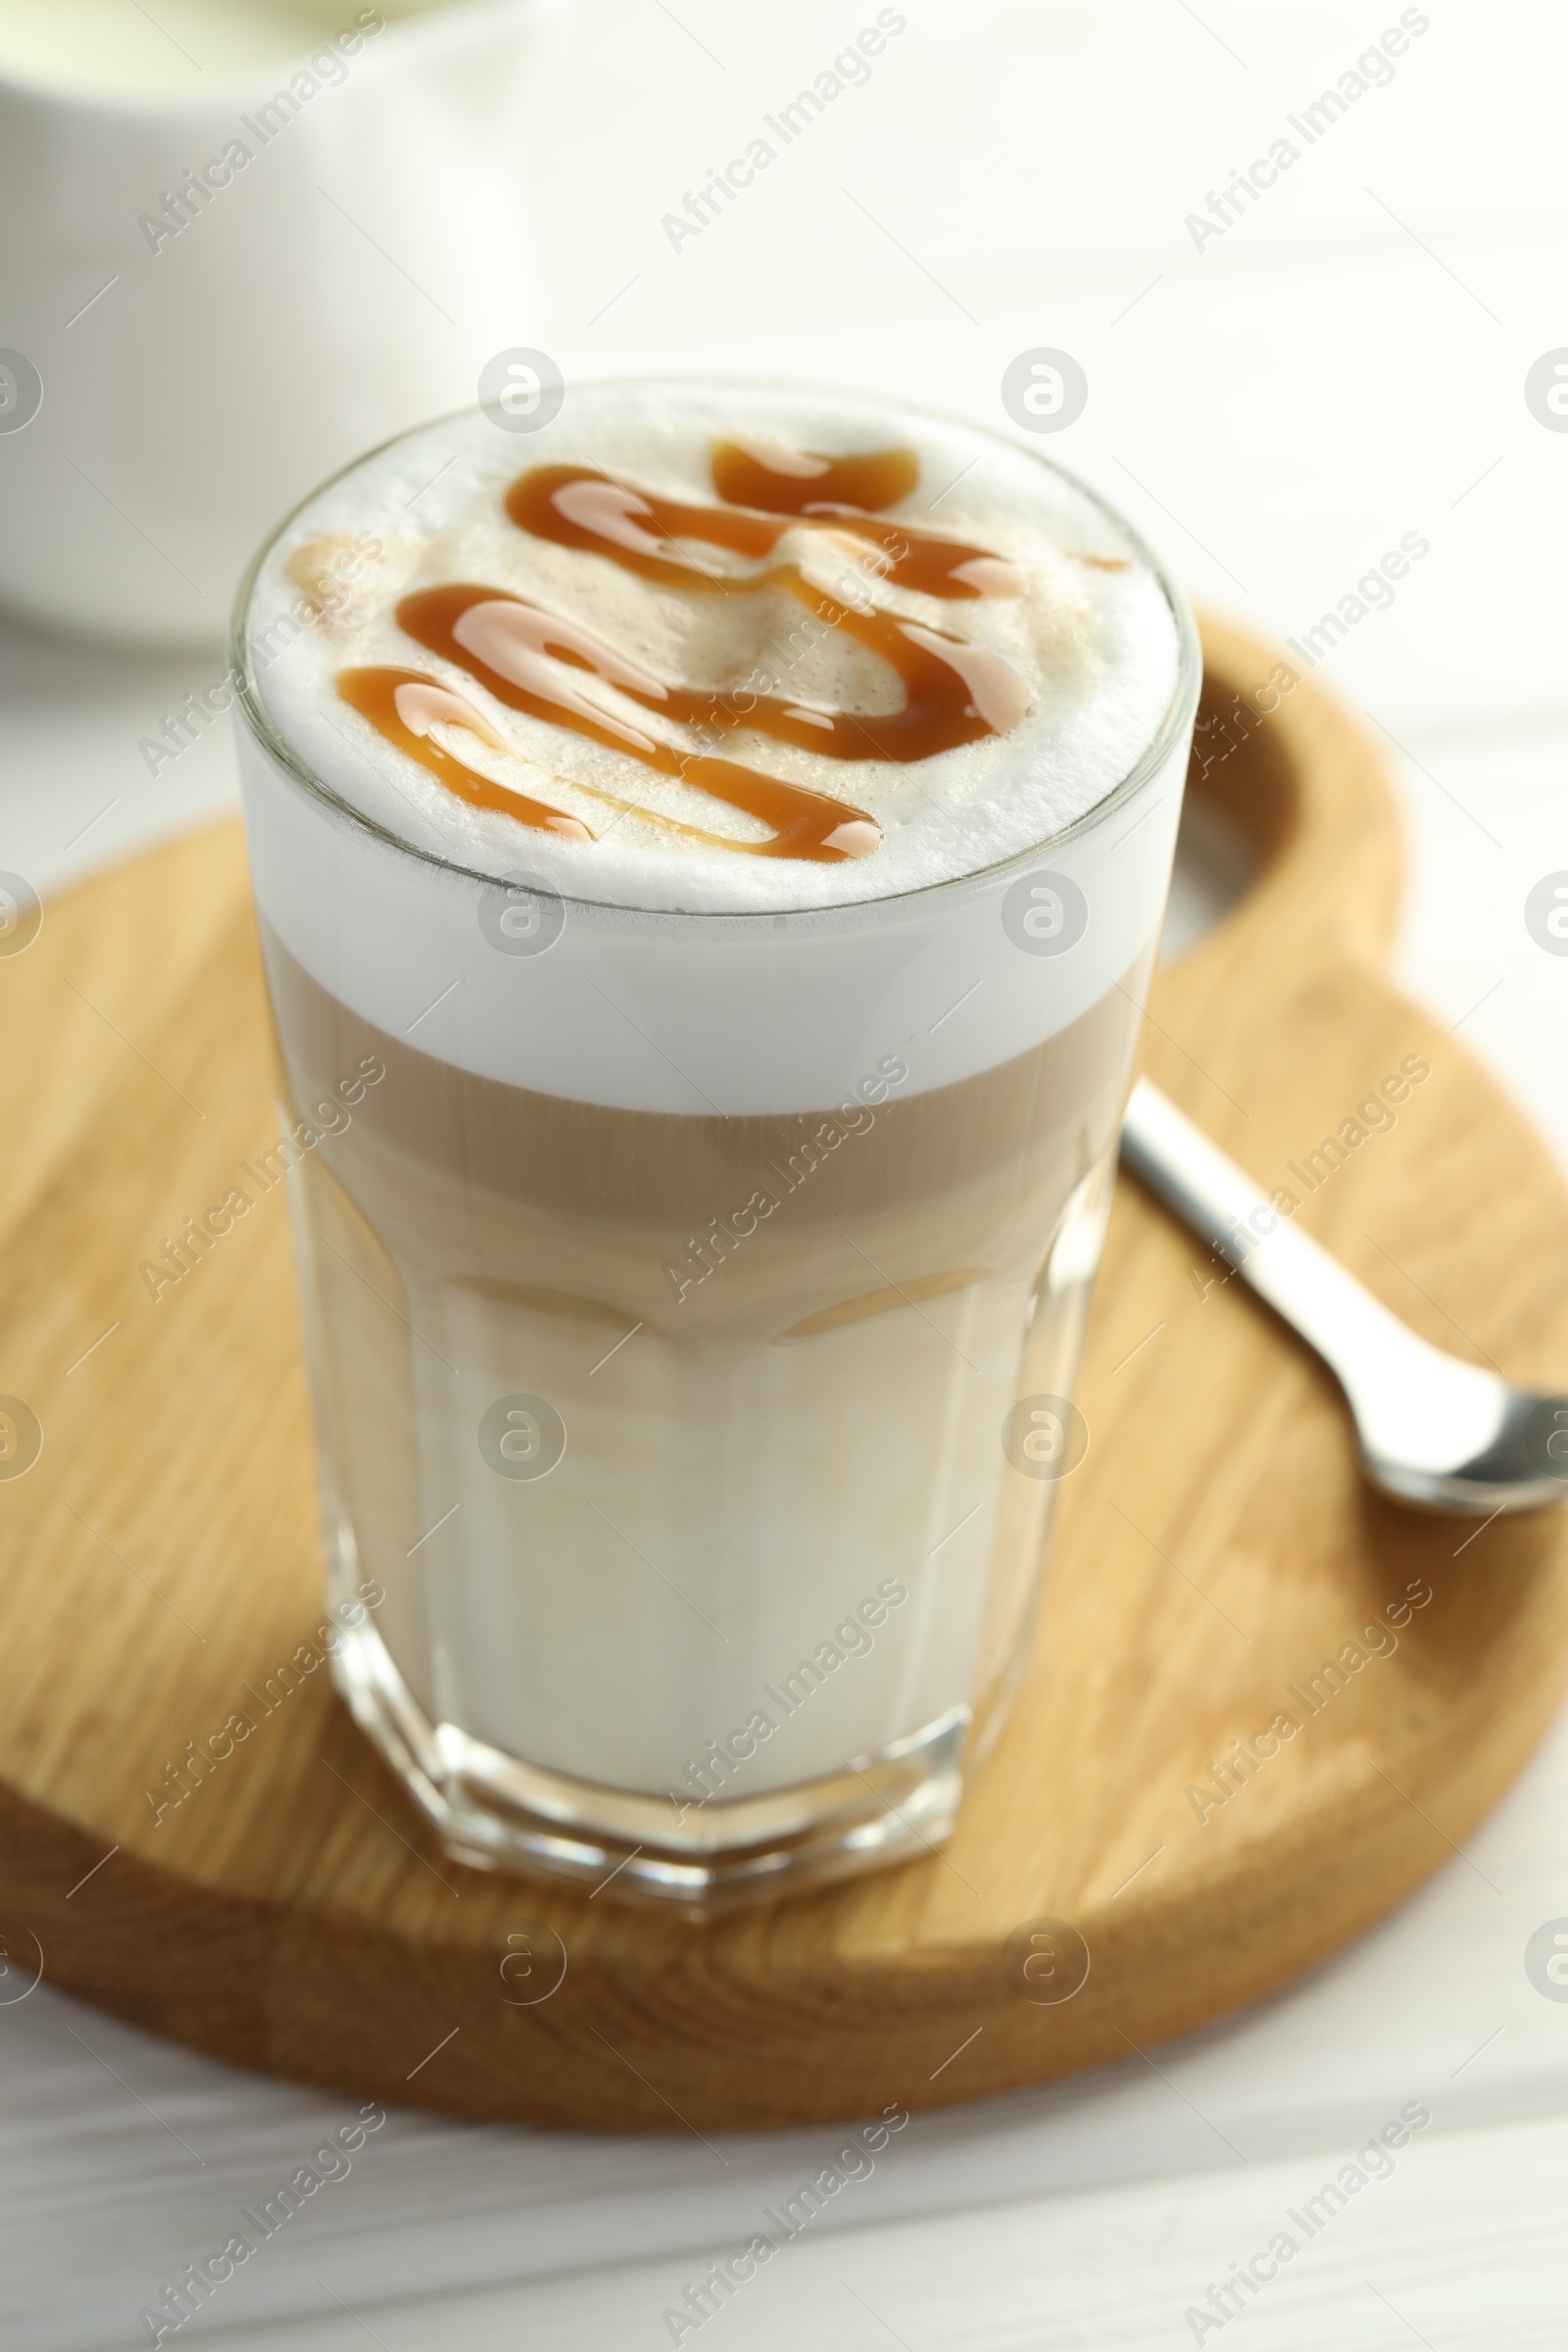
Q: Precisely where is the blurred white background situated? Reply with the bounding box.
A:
[4,2,1568,2345]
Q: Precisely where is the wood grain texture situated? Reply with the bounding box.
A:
[1,615,1565,2132]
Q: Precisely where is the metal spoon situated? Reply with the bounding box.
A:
[1119,1078,1568,1515]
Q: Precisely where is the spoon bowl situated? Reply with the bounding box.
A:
[1121,1078,1568,1517]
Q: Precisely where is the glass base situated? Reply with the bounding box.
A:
[328,1612,968,1916]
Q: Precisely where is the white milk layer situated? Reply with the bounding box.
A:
[238,384,1198,1116]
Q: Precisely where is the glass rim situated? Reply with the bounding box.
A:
[229,371,1203,930]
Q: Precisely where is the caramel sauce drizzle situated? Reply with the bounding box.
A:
[337,440,1032,861]
[506,457,1023,602]
[334,663,807,858]
[711,441,919,514]
[392,584,880,861]
[336,667,596,841]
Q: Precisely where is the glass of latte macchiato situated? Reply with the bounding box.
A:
[232,379,1200,1911]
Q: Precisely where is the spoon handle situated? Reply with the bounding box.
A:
[1118,1077,1445,1397]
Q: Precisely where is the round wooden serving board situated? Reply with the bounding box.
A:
[3,615,1567,2131]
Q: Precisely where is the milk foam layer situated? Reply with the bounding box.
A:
[237,383,1199,1114]
[246,382,1183,915]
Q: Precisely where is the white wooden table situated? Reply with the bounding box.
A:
[4,3,1568,2344]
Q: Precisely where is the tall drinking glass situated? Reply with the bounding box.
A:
[232,385,1200,1912]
